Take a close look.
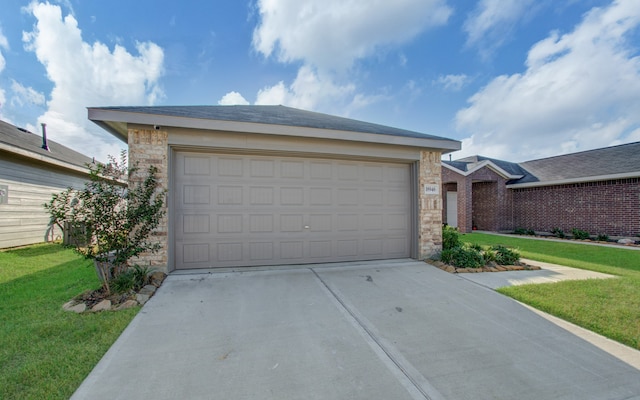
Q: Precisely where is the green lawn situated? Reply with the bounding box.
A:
[0,243,139,400]
[461,233,640,349]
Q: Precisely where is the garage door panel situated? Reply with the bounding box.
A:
[174,152,411,269]
[218,186,243,205]
[183,155,211,175]
[182,214,210,234]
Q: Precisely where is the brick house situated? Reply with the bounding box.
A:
[442,142,640,237]
[89,105,460,273]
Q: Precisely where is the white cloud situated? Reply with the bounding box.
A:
[0,27,8,73]
[435,74,470,91]
[252,0,452,72]
[454,0,640,161]
[255,65,360,113]
[250,0,451,118]
[11,80,46,106]
[22,2,164,163]
[218,91,250,105]
[0,28,9,116]
[464,0,535,57]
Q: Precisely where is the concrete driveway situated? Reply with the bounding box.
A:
[72,260,640,400]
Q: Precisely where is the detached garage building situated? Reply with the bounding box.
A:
[89,106,460,273]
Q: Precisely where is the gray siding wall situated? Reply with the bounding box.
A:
[0,155,88,249]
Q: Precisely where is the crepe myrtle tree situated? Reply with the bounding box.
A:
[45,151,166,294]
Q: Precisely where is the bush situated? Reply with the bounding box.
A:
[491,245,520,265]
[571,228,590,240]
[482,248,498,263]
[596,233,609,242]
[109,265,153,294]
[442,225,461,250]
[110,269,137,293]
[440,246,485,268]
[45,151,166,294]
[514,228,535,235]
[551,227,566,239]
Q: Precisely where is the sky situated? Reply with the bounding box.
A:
[0,0,639,163]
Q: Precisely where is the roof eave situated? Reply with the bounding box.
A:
[506,171,640,188]
[443,160,523,180]
[0,142,91,175]
[88,108,461,152]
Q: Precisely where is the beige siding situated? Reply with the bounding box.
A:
[0,155,88,249]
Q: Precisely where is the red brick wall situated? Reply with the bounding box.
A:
[472,182,498,230]
[442,168,472,232]
[512,178,640,237]
[469,170,513,232]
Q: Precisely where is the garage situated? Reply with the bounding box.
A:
[88,105,460,273]
[174,151,412,268]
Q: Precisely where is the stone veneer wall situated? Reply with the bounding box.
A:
[128,128,170,273]
[418,151,443,259]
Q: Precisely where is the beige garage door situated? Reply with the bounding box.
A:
[174,151,411,269]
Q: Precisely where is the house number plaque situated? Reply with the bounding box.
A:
[423,184,439,195]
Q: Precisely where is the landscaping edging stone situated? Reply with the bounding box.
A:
[429,260,541,274]
[62,271,167,313]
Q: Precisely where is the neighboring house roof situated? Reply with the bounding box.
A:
[515,141,640,186]
[88,105,461,152]
[0,119,94,173]
[444,141,640,188]
[442,155,527,180]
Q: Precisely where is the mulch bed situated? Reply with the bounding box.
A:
[430,260,541,274]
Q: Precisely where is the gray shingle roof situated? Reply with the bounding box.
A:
[445,155,529,178]
[447,141,640,185]
[0,119,94,169]
[92,105,456,142]
[516,141,640,184]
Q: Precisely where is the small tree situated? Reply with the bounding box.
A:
[45,151,165,294]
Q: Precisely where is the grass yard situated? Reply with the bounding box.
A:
[461,233,640,350]
[0,243,139,400]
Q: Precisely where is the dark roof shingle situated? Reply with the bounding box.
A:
[517,142,640,183]
[92,105,455,142]
[0,120,93,169]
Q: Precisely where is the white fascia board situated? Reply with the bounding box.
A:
[443,160,523,180]
[88,108,462,152]
[0,142,91,175]
[506,171,640,189]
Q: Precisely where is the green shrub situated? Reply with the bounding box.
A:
[131,265,153,289]
[482,248,498,263]
[596,233,609,242]
[514,228,535,235]
[45,151,166,295]
[110,269,137,293]
[442,225,461,250]
[440,246,484,268]
[491,245,520,265]
[551,227,566,238]
[571,228,590,240]
[468,242,483,252]
[109,265,153,294]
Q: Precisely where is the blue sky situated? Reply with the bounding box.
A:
[0,0,639,163]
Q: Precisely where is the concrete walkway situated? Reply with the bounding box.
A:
[72,260,640,400]
[458,258,615,290]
